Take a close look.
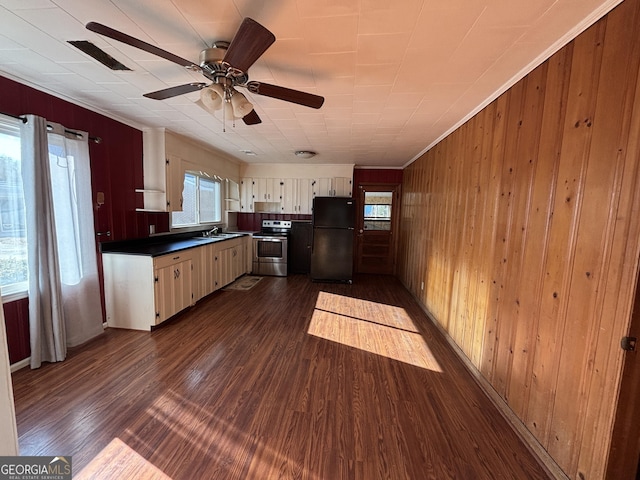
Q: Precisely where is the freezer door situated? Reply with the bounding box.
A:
[312,197,355,228]
[310,227,354,282]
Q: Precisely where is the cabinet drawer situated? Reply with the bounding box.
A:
[154,252,191,269]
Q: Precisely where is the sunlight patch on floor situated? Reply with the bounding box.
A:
[75,437,172,479]
[126,390,322,479]
[308,292,442,372]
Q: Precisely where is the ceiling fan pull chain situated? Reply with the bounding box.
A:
[222,89,227,133]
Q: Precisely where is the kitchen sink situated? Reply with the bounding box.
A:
[191,233,241,241]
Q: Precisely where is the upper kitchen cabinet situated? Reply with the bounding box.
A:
[282,178,313,214]
[314,177,352,197]
[241,178,283,213]
[225,179,240,212]
[239,164,354,214]
[140,128,185,213]
[240,178,254,212]
[254,178,280,202]
[141,128,243,215]
[333,177,352,197]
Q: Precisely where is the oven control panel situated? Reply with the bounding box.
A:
[262,220,292,229]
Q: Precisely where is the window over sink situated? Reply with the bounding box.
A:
[171,172,222,228]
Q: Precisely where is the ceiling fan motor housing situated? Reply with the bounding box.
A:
[199,42,248,85]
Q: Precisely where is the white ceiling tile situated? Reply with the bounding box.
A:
[355,64,397,86]
[0,0,621,167]
[296,0,359,19]
[303,15,358,54]
[356,33,410,65]
[358,0,423,35]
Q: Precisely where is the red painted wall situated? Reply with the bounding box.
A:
[353,168,403,192]
[0,74,149,364]
[2,298,29,364]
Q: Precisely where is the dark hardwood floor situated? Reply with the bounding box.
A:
[11,274,551,479]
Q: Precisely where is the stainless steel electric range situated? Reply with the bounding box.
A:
[252,220,291,277]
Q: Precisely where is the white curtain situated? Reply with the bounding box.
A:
[47,122,103,348]
[21,116,103,369]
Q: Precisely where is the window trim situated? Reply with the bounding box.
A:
[2,282,28,304]
[0,114,28,303]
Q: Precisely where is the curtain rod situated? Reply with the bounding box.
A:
[1,111,102,144]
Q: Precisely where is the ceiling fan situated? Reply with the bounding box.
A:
[85,18,325,126]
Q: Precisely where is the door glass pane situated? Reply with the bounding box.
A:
[363,191,392,231]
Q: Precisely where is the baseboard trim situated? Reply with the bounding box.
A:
[10,357,30,373]
[411,293,569,480]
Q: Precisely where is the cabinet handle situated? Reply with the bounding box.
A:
[173,256,180,260]
[96,230,111,237]
[174,268,180,279]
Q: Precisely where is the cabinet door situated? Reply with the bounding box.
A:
[253,178,276,201]
[166,154,184,212]
[214,246,231,290]
[232,246,244,279]
[198,243,216,298]
[240,178,254,212]
[315,178,332,197]
[298,178,314,214]
[154,258,193,323]
[332,177,352,197]
[281,178,297,213]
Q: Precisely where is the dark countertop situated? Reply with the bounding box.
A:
[100,232,249,257]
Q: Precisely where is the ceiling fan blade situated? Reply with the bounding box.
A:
[86,22,197,69]
[243,109,262,125]
[222,18,275,73]
[246,82,324,109]
[144,83,207,100]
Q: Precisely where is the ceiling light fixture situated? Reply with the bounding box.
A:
[295,150,317,159]
[199,81,254,132]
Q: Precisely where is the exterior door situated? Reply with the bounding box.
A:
[606,265,640,479]
[355,183,400,274]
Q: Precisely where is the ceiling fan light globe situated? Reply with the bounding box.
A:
[231,91,254,118]
[200,84,224,110]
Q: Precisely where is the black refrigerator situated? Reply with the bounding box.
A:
[310,196,355,283]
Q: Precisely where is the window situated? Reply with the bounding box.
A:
[171,172,222,228]
[0,115,28,298]
[363,191,392,231]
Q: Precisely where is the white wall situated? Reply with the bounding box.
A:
[165,131,242,181]
[241,163,354,179]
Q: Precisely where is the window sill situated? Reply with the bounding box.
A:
[1,284,28,304]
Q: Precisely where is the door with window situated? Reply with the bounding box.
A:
[355,184,400,275]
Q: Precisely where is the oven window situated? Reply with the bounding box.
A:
[257,240,283,258]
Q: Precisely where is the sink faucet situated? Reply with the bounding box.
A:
[207,226,220,236]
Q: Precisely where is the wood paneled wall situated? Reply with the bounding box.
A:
[1,74,146,364]
[398,0,640,478]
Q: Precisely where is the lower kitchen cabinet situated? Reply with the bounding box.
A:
[213,238,245,290]
[290,221,312,273]
[103,235,250,331]
[154,253,194,323]
[103,250,195,331]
